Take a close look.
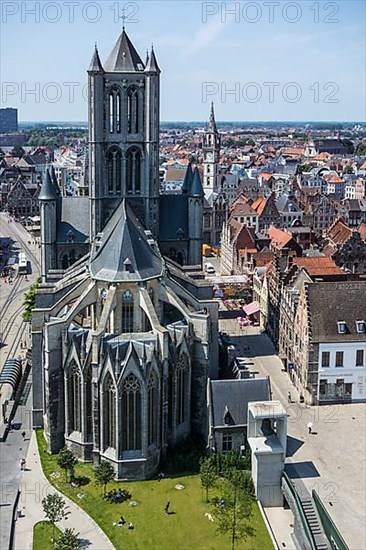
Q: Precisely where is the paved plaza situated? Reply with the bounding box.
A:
[220,319,366,550]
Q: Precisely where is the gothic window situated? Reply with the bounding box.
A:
[168,361,174,429]
[103,374,116,449]
[177,355,188,425]
[69,363,82,433]
[85,366,93,440]
[148,372,158,446]
[109,93,114,133]
[122,290,134,332]
[127,88,139,134]
[116,92,121,133]
[126,147,141,194]
[122,374,142,451]
[62,254,69,270]
[107,147,122,194]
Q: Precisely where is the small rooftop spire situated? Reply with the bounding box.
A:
[39,168,57,201]
[208,101,217,133]
[145,45,161,74]
[88,43,104,73]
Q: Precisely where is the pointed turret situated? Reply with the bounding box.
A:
[189,168,204,198]
[182,163,194,194]
[39,168,57,201]
[49,164,61,196]
[88,44,104,73]
[208,102,217,133]
[144,46,161,74]
[104,30,145,72]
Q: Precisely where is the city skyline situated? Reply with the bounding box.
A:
[1,1,365,121]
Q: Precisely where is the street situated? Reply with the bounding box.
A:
[219,318,366,550]
[0,212,40,550]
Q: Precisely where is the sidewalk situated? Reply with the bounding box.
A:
[14,431,114,550]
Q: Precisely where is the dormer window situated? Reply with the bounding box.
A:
[123,258,132,273]
[356,320,365,334]
[337,321,347,334]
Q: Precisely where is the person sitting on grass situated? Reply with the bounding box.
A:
[118,515,126,526]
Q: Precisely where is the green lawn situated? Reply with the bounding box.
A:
[33,521,61,550]
[36,430,273,550]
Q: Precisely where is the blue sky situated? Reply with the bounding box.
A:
[1,0,365,121]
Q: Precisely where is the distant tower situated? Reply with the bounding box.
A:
[39,169,57,281]
[188,167,204,265]
[202,102,221,205]
[88,31,161,242]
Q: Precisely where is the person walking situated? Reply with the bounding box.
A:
[288,391,292,403]
[164,501,170,514]
[21,431,26,441]
[307,422,313,434]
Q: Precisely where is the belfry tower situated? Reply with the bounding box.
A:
[202,102,221,205]
[88,30,161,241]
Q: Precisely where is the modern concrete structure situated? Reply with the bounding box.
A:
[248,400,287,507]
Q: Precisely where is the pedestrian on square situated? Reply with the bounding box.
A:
[22,431,26,440]
[307,422,313,434]
[288,391,292,403]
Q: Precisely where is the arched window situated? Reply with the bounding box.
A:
[126,147,141,194]
[107,147,122,194]
[127,88,139,134]
[69,363,82,433]
[85,366,93,441]
[103,374,116,449]
[122,374,142,451]
[177,355,188,425]
[148,372,158,446]
[109,93,114,133]
[116,92,121,133]
[69,249,76,266]
[122,290,134,332]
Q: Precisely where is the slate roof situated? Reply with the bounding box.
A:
[88,45,104,73]
[276,194,302,214]
[39,169,57,201]
[308,281,366,343]
[159,194,188,240]
[190,167,204,197]
[144,47,160,73]
[57,197,89,243]
[210,378,270,427]
[90,199,164,282]
[104,30,145,72]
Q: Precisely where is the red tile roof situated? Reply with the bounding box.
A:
[293,257,343,276]
[268,227,292,249]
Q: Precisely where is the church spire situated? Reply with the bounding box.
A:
[104,29,145,72]
[208,102,217,133]
[144,45,161,74]
[88,44,104,73]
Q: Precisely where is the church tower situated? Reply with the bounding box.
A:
[202,102,221,205]
[39,168,57,281]
[88,30,160,242]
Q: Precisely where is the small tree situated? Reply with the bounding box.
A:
[94,461,115,497]
[57,447,78,482]
[22,277,41,321]
[55,528,81,550]
[213,470,254,550]
[42,493,69,544]
[199,457,217,502]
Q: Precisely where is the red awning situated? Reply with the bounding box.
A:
[243,301,260,316]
